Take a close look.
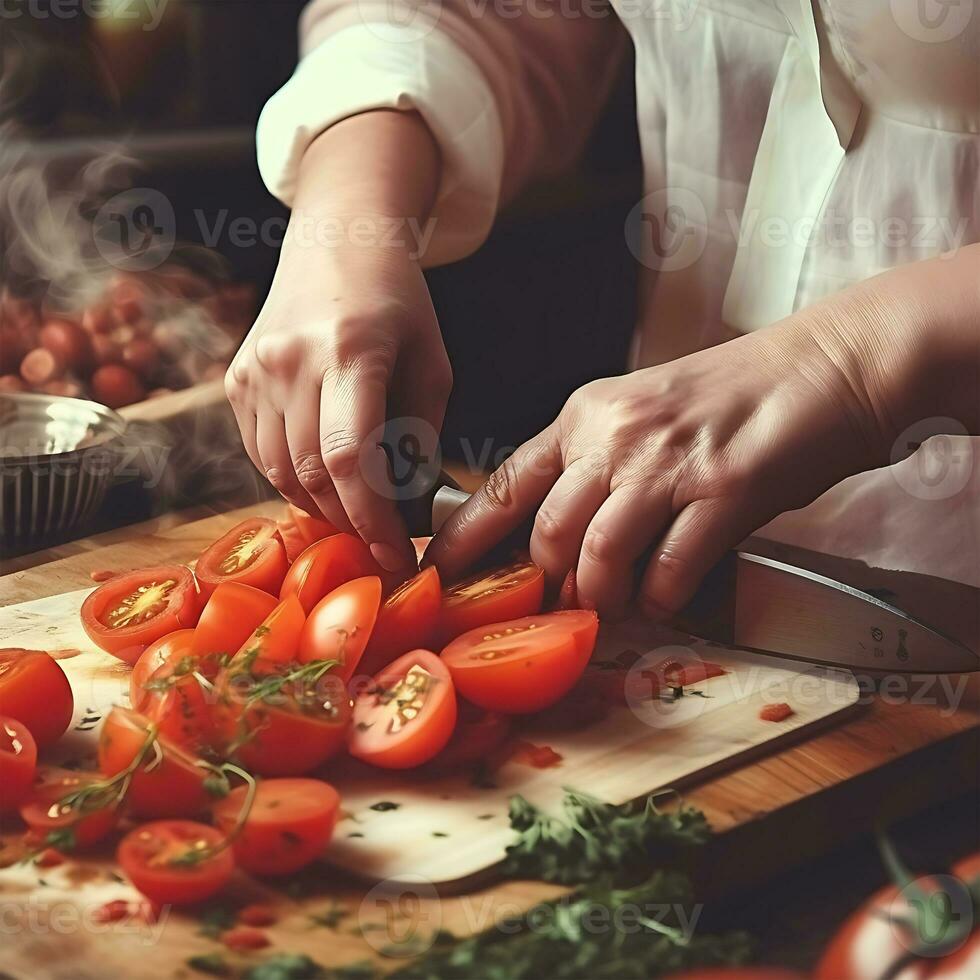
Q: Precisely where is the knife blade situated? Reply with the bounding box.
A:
[416,484,978,674]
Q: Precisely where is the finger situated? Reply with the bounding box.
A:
[254,409,320,516]
[225,370,260,475]
[576,486,672,620]
[319,366,416,573]
[529,458,609,585]
[422,430,563,581]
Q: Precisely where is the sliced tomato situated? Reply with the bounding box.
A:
[280,534,384,615]
[441,610,598,714]
[81,565,202,665]
[0,716,37,810]
[359,567,441,678]
[213,777,340,876]
[141,658,215,752]
[299,577,382,681]
[439,561,545,644]
[350,650,457,769]
[118,820,233,906]
[0,649,74,748]
[98,706,211,818]
[425,699,510,774]
[195,518,288,600]
[231,594,306,666]
[192,582,278,659]
[277,517,308,564]
[130,630,195,713]
[20,767,121,849]
[214,658,351,776]
[288,503,339,545]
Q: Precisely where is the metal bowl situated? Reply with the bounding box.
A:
[0,392,127,553]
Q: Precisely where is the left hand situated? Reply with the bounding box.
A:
[423,313,893,620]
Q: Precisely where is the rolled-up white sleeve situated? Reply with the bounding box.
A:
[256,23,504,267]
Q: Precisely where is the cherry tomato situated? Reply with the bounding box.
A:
[98,706,211,818]
[299,577,382,681]
[130,630,195,713]
[39,318,94,373]
[0,649,74,748]
[141,658,214,752]
[425,699,510,774]
[439,561,545,644]
[350,650,457,769]
[90,363,145,408]
[359,567,441,678]
[213,777,340,876]
[195,518,289,600]
[441,610,598,714]
[81,565,202,665]
[230,594,306,666]
[0,716,37,810]
[280,534,383,615]
[117,820,234,906]
[191,582,278,659]
[20,347,63,386]
[288,503,339,545]
[20,767,121,849]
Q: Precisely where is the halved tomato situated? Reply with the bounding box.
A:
[0,716,37,810]
[20,767,121,850]
[350,650,457,769]
[0,649,74,747]
[130,630,195,712]
[81,566,202,665]
[440,610,598,714]
[118,820,233,906]
[98,706,211,818]
[231,594,306,666]
[280,534,384,615]
[195,518,288,600]
[213,777,340,876]
[192,582,278,659]
[299,577,382,681]
[439,561,545,644]
[141,658,215,752]
[359,567,441,679]
[288,503,339,546]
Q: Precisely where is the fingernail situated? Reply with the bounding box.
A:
[371,542,410,573]
[641,598,670,622]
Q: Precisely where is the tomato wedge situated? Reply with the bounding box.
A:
[213,777,340,876]
[130,630,195,713]
[118,820,233,906]
[350,650,457,769]
[359,567,441,678]
[288,503,339,545]
[231,594,306,666]
[141,658,215,752]
[299,577,382,681]
[0,716,37,810]
[20,767,121,849]
[440,610,598,714]
[280,534,384,615]
[439,561,545,644]
[98,706,211,818]
[0,649,74,748]
[192,582,278,659]
[195,518,288,600]
[81,565,202,665]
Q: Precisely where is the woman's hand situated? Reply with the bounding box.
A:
[226,111,448,574]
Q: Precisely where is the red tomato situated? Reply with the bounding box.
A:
[130,630,195,713]
[117,820,234,906]
[288,503,339,545]
[441,610,598,714]
[98,706,211,818]
[230,594,306,665]
[350,650,457,769]
[20,767,121,849]
[195,518,289,600]
[80,565,202,665]
[222,927,270,950]
[439,561,545,644]
[359,567,441,678]
[0,716,37,810]
[213,777,340,876]
[0,649,73,748]
[39,318,94,372]
[141,658,215,752]
[280,534,384,615]
[213,658,351,776]
[299,577,382,681]
[425,699,510,774]
[90,363,146,408]
[192,582,278,659]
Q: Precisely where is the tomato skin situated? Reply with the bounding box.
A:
[130,630,195,713]
[80,565,202,665]
[117,820,234,906]
[0,716,37,810]
[98,707,211,818]
[439,561,545,645]
[350,650,457,770]
[0,649,74,748]
[191,583,278,659]
[20,768,120,849]
[213,778,340,876]
[195,518,289,600]
[299,577,383,681]
[359,567,441,679]
[142,662,215,753]
[231,594,306,666]
[441,611,598,714]
[288,503,339,545]
[280,534,384,615]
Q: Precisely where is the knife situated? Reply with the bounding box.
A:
[399,473,978,675]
